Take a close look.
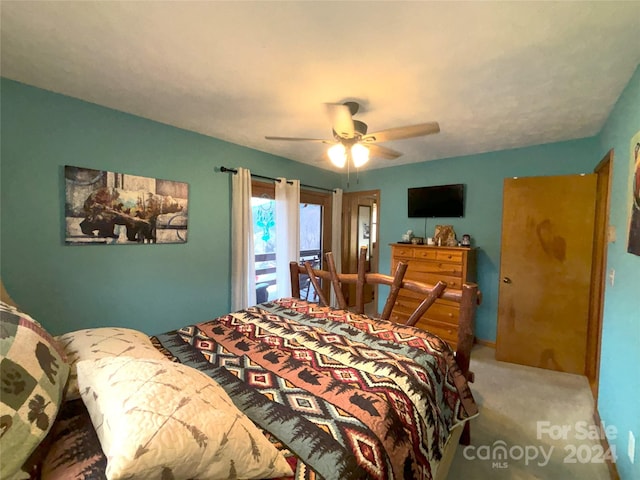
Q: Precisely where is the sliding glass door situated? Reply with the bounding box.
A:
[252,181,332,302]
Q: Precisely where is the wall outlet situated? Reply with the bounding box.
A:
[629,431,635,464]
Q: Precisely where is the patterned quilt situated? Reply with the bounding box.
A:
[151,298,478,480]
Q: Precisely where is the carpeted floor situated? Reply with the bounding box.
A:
[446,345,612,479]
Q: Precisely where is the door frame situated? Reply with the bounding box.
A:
[586,150,613,402]
[342,190,380,310]
[300,188,333,301]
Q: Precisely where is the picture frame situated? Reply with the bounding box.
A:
[64,166,189,245]
[627,130,640,256]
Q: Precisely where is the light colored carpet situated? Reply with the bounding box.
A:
[446,345,612,479]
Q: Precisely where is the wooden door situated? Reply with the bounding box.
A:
[496,174,597,374]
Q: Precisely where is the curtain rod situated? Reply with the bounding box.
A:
[219,166,335,193]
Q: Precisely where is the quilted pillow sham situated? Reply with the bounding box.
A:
[0,301,70,480]
[76,356,293,480]
[56,327,168,401]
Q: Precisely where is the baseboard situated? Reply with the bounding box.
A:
[474,338,496,348]
[592,409,621,480]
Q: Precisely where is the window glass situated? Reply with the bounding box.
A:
[251,181,331,302]
[252,196,276,300]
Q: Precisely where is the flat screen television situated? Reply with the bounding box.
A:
[407,183,465,218]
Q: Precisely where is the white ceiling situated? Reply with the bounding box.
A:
[2,1,639,171]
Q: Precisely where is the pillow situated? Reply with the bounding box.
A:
[56,327,168,401]
[0,301,70,480]
[77,356,293,480]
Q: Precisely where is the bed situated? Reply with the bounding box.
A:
[0,251,479,480]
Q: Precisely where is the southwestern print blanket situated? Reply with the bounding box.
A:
[152,298,478,480]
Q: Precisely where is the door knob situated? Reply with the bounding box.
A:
[502,277,512,284]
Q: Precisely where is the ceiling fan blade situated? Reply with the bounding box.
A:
[325,103,355,139]
[366,143,403,160]
[265,136,330,143]
[362,122,440,143]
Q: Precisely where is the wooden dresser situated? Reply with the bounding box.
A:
[389,243,477,349]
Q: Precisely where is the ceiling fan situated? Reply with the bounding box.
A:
[265,101,440,168]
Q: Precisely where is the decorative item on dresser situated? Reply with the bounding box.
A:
[389,243,477,350]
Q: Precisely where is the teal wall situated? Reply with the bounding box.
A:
[0,78,341,336]
[595,65,640,480]
[343,138,598,341]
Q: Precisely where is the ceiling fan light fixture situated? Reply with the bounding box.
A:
[266,101,440,169]
[351,143,369,168]
[328,143,347,168]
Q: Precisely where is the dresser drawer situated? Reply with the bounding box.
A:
[422,300,459,325]
[435,250,464,263]
[406,259,463,278]
[394,294,459,326]
[397,290,459,306]
[391,295,421,317]
[389,304,459,349]
[392,245,414,259]
[413,248,437,260]
[389,309,411,325]
[405,271,464,290]
[414,318,459,347]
